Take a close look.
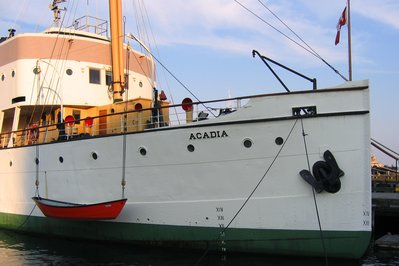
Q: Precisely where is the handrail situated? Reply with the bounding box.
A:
[68,15,108,37]
[0,84,368,149]
[0,96,241,148]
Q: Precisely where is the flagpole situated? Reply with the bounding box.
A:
[347,0,352,81]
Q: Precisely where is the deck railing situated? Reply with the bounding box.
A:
[0,97,245,149]
[68,16,108,37]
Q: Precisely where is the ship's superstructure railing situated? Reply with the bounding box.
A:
[0,96,248,148]
[68,16,108,37]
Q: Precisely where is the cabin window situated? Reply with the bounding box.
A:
[11,70,15,78]
[139,147,147,156]
[73,110,81,124]
[33,67,41,75]
[66,69,73,75]
[1,74,4,81]
[105,70,112,86]
[187,144,195,152]
[89,68,101,84]
[275,137,284,145]
[243,139,253,148]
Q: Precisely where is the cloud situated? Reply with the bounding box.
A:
[0,0,52,33]
[2,0,397,68]
[353,0,399,30]
[132,0,345,64]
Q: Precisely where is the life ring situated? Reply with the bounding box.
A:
[182,98,193,112]
[28,123,39,144]
[65,115,75,127]
[84,116,93,127]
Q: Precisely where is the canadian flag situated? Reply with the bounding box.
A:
[335,7,347,45]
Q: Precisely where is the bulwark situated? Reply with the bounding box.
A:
[189,130,228,140]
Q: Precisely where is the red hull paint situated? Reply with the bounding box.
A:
[32,197,127,220]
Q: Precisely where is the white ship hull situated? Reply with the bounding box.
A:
[0,82,371,258]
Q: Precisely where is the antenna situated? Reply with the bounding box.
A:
[49,0,67,27]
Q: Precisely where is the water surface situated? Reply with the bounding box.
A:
[0,230,397,265]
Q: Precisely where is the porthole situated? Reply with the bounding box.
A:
[66,69,73,75]
[187,144,195,152]
[243,138,253,148]
[1,74,4,81]
[59,156,64,163]
[35,158,39,165]
[275,137,284,146]
[11,70,15,78]
[91,152,98,160]
[9,161,12,167]
[139,81,143,88]
[139,147,147,156]
[33,67,41,75]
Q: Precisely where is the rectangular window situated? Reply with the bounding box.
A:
[73,110,81,124]
[105,70,112,86]
[89,68,101,84]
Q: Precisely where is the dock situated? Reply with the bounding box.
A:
[373,187,399,249]
[370,138,399,249]
[373,192,399,217]
[375,233,399,249]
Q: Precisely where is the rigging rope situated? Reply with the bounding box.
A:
[234,0,348,81]
[195,118,299,265]
[257,0,348,82]
[300,118,329,266]
[129,0,215,117]
[145,51,217,117]
[137,0,181,124]
[10,0,28,34]
[27,0,84,131]
[28,0,75,127]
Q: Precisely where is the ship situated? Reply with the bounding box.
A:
[0,0,371,259]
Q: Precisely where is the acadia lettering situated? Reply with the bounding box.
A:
[189,130,228,140]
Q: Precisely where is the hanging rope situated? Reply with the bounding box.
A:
[195,118,299,265]
[35,145,40,196]
[299,118,329,266]
[121,133,127,199]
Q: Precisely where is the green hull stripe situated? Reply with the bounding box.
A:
[0,212,370,259]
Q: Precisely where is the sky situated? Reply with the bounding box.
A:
[0,0,398,165]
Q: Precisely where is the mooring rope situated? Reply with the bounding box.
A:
[17,204,36,230]
[17,144,42,229]
[299,118,329,266]
[195,118,299,265]
[17,142,43,229]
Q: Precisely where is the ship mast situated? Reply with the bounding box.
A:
[49,0,66,27]
[109,0,125,103]
[347,0,352,81]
